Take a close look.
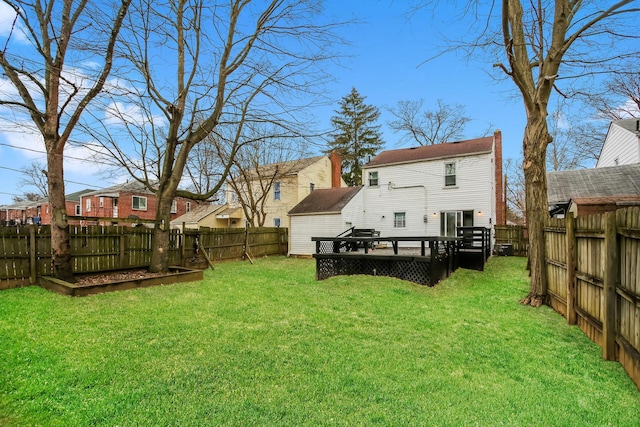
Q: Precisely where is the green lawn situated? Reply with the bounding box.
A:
[0,256,638,426]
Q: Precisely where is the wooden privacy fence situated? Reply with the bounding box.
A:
[494,224,528,256]
[544,207,640,388]
[0,225,288,290]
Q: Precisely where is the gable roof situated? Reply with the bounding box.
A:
[614,118,640,134]
[364,136,494,168]
[170,204,225,224]
[548,164,640,205]
[83,181,155,197]
[243,156,325,180]
[288,186,363,215]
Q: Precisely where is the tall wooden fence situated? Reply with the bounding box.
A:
[0,226,288,290]
[494,224,528,256]
[543,207,640,388]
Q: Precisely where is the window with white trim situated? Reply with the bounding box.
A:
[368,171,379,186]
[394,212,406,228]
[99,197,104,207]
[274,182,281,200]
[132,195,147,211]
[86,199,91,212]
[274,217,281,227]
[186,202,191,212]
[171,200,177,213]
[445,162,456,186]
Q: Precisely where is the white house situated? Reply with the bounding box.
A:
[288,186,364,256]
[287,131,505,255]
[360,131,505,243]
[596,119,640,167]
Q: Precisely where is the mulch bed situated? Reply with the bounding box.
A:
[74,269,168,287]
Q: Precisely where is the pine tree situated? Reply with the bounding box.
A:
[328,88,384,186]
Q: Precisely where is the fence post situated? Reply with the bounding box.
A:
[566,213,577,325]
[29,225,37,285]
[602,211,619,361]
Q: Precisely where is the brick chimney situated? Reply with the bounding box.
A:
[494,130,505,225]
[330,151,342,188]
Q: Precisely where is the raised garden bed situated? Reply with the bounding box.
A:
[39,267,204,297]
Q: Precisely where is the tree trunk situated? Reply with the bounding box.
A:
[149,183,178,273]
[521,115,550,306]
[47,150,75,282]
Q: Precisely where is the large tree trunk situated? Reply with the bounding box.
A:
[521,114,551,306]
[149,182,179,273]
[47,149,75,282]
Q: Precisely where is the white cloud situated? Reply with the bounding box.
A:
[0,3,28,43]
[105,101,167,128]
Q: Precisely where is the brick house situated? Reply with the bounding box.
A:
[79,181,203,225]
[0,189,94,225]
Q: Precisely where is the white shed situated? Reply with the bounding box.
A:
[288,186,364,256]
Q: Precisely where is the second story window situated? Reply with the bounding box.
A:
[186,202,191,212]
[368,171,379,186]
[274,182,281,200]
[445,162,456,187]
[274,217,281,227]
[171,200,177,213]
[75,205,80,215]
[99,197,104,207]
[86,199,91,212]
[310,183,315,192]
[132,195,147,211]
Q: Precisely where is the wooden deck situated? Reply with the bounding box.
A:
[312,236,461,286]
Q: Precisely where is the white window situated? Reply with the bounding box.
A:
[394,212,406,228]
[440,210,474,237]
[86,199,91,212]
[75,205,80,215]
[274,217,281,227]
[274,182,281,200]
[132,196,147,211]
[99,197,104,207]
[368,171,379,186]
[445,162,456,186]
[171,200,177,213]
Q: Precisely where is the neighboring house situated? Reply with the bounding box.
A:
[0,189,94,225]
[548,164,640,217]
[596,118,640,167]
[360,131,505,241]
[288,186,364,256]
[170,204,243,231]
[79,181,202,225]
[226,153,344,229]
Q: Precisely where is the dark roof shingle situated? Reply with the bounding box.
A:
[288,186,362,215]
[548,164,640,205]
[364,137,494,168]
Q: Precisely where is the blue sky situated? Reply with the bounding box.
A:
[0,1,529,206]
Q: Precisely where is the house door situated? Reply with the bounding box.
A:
[440,210,473,237]
[113,199,118,218]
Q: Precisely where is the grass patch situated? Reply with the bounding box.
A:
[0,256,638,426]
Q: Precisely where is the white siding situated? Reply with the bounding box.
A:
[362,151,495,245]
[288,189,365,256]
[289,214,343,256]
[596,122,640,167]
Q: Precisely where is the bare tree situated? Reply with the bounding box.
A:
[91,0,342,272]
[17,161,49,199]
[227,131,309,227]
[387,99,472,146]
[419,1,640,306]
[0,0,132,281]
[503,158,525,224]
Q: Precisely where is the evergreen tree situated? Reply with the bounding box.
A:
[328,88,384,186]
